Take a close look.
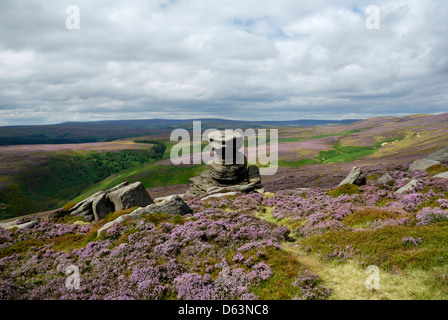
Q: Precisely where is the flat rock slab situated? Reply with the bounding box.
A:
[435,171,448,180]
[395,179,419,194]
[0,220,38,230]
[408,159,440,172]
[201,192,239,201]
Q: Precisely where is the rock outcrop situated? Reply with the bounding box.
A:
[188,131,262,195]
[408,146,448,172]
[426,146,448,162]
[67,182,154,221]
[338,167,367,187]
[408,159,440,172]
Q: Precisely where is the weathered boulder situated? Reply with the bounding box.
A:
[131,195,192,218]
[338,167,367,187]
[426,146,448,162]
[69,191,103,217]
[107,182,154,211]
[92,192,114,221]
[67,181,153,221]
[435,171,448,180]
[395,179,419,194]
[408,159,440,172]
[0,220,38,230]
[377,173,393,183]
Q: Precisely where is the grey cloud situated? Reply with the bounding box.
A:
[0,0,447,125]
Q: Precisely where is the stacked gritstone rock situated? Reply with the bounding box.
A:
[188,131,262,195]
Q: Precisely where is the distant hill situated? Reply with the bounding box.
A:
[0,118,360,146]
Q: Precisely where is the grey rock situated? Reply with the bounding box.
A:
[408,159,440,172]
[0,220,40,230]
[395,179,419,194]
[130,195,192,218]
[377,173,393,183]
[338,167,367,187]
[92,192,114,221]
[67,181,153,221]
[247,165,261,184]
[146,195,192,215]
[426,146,448,162]
[154,194,185,204]
[0,220,19,230]
[17,221,39,229]
[435,171,448,180]
[201,192,239,201]
[188,130,263,196]
[107,182,154,211]
[97,215,130,237]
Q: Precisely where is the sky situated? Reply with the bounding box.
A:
[0,0,447,126]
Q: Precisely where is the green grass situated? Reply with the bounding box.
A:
[278,159,318,167]
[318,144,376,164]
[426,164,448,175]
[310,130,361,140]
[278,137,306,143]
[327,184,361,197]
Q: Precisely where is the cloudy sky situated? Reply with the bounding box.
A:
[0,0,447,125]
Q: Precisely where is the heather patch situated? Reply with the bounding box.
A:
[327,184,361,197]
[301,224,448,271]
[0,203,310,300]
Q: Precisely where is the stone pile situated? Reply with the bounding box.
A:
[188,131,262,195]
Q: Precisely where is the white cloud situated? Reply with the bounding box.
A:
[0,0,447,125]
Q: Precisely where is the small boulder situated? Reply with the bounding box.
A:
[131,195,192,218]
[338,167,367,187]
[408,159,440,172]
[435,171,448,180]
[377,173,393,183]
[395,179,419,194]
